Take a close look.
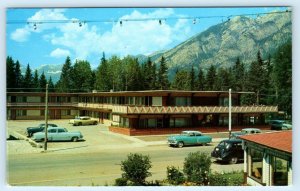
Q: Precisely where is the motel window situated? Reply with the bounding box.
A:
[170,118,188,128]
[272,157,288,186]
[175,97,191,106]
[16,110,26,116]
[249,148,263,182]
[148,119,156,128]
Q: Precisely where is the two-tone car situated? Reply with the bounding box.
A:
[32,127,83,142]
[69,116,98,126]
[26,123,58,137]
[230,128,262,139]
[167,130,212,148]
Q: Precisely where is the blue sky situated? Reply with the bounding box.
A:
[6,7,286,70]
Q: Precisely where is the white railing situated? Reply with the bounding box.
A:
[7,102,77,107]
[77,103,113,110]
[115,105,278,114]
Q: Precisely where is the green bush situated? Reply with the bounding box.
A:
[183,152,211,185]
[208,171,244,186]
[166,166,185,185]
[114,177,128,186]
[120,153,152,186]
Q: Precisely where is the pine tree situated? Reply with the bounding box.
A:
[48,76,55,92]
[33,70,39,91]
[232,57,245,91]
[72,60,93,92]
[95,52,110,91]
[15,60,23,91]
[57,56,73,92]
[39,72,47,91]
[205,65,217,91]
[143,58,156,90]
[196,68,205,91]
[23,64,34,91]
[157,56,169,90]
[172,70,190,90]
[6,56,16,90]
[189,65,196,91]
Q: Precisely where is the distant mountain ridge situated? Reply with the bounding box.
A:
[29,11,291,83]
[147,11,291,77]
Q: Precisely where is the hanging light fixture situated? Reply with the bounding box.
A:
[193,19,196,24]
[159,19,162,25]
[79,22,82,27]
[33,23,37,30]
[120,20,122,27]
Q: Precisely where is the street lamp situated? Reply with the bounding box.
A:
[44,84,49,151]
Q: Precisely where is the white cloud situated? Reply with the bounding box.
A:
[50,8,192,60]
[10,27,31,42]
[11,8,193,61]
[50,48,70,58]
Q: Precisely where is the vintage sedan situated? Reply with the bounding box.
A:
[167,131,212,148]
[211,139,243,164]
[32,127,83,142]
[26,123,58,137]
[230,128,262,139]
[69,116,98,126]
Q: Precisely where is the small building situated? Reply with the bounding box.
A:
[240,131,292,186]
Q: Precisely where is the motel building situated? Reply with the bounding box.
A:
[7,90,279,136]
[240,131,292,186]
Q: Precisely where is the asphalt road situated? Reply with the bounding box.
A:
[6,120,243,186]
[7,144,243,186]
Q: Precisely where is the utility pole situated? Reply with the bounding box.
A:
[44,84,49,151]
[229,88,232,139]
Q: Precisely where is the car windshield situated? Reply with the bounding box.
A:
[181,132,189,136]
[218,141,230,147]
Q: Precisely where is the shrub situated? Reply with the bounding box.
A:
[183,151,211,185]
[114,177,128,186]
[166,166,185,185]
[120,153,152,186]
[208,171,244,186]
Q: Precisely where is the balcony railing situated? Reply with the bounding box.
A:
[113,105,278,114]
[77,103,113,110]
[7,102,77,107]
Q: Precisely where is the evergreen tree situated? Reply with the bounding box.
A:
[157,56,169,90]
[215,67,232,91]
[56,56,73,92]
[196,68,205,91]
[272,41,292,117]
[123,56,142,91]
[33,70,39,91]
[23,64,34,91]
[189,65,196,91]
[143,58,156,90]
[71,60,93,92]
[48,76,55,92]
[6,56,16,90]
[205,65,217,91]
[15,60,23,90]
[232,57,245,91]
[172,70,190,90]
[95,52,110,91]
[109,56,123,91]
[39,72,47,91]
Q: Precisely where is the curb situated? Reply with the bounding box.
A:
[7,129,42,148]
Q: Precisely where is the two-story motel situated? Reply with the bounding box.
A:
[7,90,278,136]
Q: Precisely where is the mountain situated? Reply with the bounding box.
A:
[149,11,292,78]
[36,64,63,83]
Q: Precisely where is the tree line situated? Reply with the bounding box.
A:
[6,40,292,115]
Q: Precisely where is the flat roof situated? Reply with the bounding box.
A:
[239,131,292,154]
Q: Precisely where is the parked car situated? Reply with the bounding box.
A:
[167,131,212,148]
[26,123,58,137]
[32,127,83,142]
[269,120,292,130]
[69,116,98,126]
[211,139,243,164]
[230,128,262,139]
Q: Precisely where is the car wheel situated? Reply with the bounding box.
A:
[72,137,78,142]
[229,157,238,164]
[178,142,184,148]
[93,121,98,125]
[78,122,82,126]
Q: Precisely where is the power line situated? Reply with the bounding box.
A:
[7,10,291,25]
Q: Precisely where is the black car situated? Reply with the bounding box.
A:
[211,139,243,164]
[26,123,58,137]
